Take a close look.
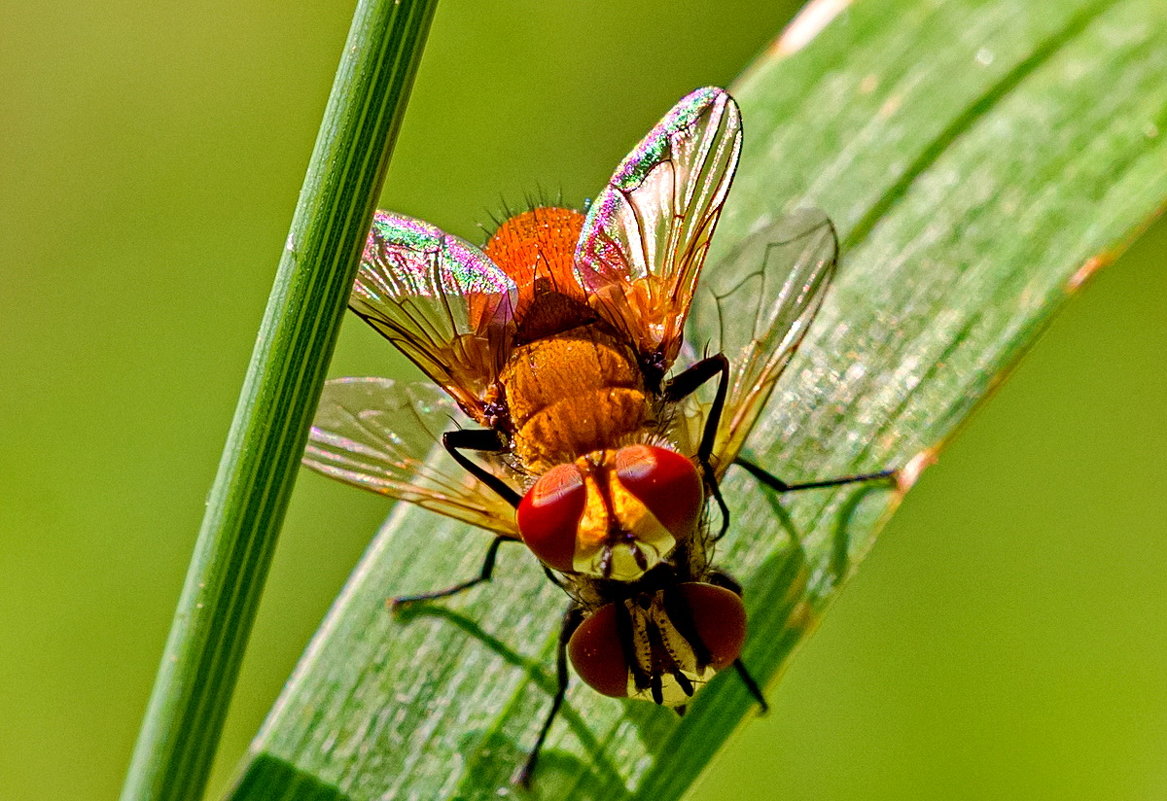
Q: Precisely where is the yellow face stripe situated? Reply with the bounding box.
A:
[570,453,677,581]
[621,593,717,707]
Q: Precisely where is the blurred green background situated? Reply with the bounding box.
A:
[2,2,1164,800]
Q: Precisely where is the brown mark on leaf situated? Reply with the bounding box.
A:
[769,0,852,59]
[1065,253,1113,293]
[895,447,938,494]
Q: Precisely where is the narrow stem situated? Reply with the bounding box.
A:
[118,3,439,800]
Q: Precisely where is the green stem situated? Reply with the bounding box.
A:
[118,3,439,800]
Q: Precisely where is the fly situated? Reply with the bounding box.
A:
[303,86,895,784]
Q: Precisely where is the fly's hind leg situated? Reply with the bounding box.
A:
[390,428,522,609]
[704,569,769,712]
[515,605,584,787]
[663,354,732,540]
[734,457,896,495]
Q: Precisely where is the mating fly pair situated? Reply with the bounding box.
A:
[304,87,893,783]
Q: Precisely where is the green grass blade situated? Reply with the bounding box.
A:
[227,1,1167,799]
[118,3,438,800]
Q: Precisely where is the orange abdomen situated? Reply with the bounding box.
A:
[502,324,647,473]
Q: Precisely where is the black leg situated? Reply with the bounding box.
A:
[694,572,765,707]
[661,585,712,671]
[733,658,769,713]
[735,457,897,494]
[706,570,743,596]
[443,428,521,508]
[663,354,732,539]
[703,479,732,542]
[516,606,584,788]
[541,565,566,589]
[391,536,515,607]
[663,354,729,463]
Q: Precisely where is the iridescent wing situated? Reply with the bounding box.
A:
[304,377,520,536]
[575,87,742,369]
[685,209,839,475]
[351,212,519,421]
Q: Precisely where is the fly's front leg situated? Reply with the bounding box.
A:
[732,659,769,713]
[734,457,896,495]
[391,535,518,608]
[515,605,584,787]
[390,429,522,609]
[663,354,731,540]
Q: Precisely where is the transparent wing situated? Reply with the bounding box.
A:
[351,211,519,420]
[303,377,519,537]
[686,209,839,475]
[575,87,742,368]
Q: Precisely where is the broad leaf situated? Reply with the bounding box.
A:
[227,1,1167,799]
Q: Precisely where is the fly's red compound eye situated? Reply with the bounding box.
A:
[675,582,747,670]
[614,445,702,541]
[517,463,586,572]
[568,583,749,700]
[567,603,629,698]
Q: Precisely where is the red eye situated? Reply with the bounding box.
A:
[517,463,586,572]
[567,603,629,698]
[615,445,702,540]
[676,582,746,670]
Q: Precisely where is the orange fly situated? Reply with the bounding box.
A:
[304,87,893,784]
